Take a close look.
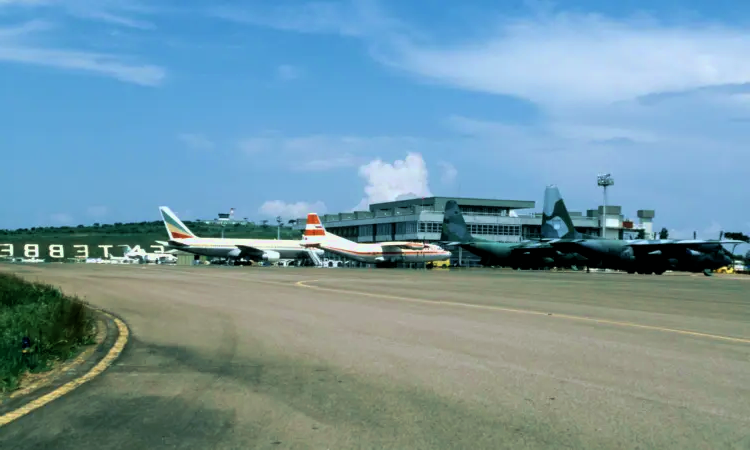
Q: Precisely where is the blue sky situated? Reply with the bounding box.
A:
[1,0,749,238]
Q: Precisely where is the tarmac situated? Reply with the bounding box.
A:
[0,264,748,449]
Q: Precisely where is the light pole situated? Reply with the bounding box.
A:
[597,174,614,239]
[276,216,282,240]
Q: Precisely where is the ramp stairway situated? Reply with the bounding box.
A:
[307,248,324,267]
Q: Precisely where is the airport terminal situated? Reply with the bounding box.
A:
[292,196,657,266]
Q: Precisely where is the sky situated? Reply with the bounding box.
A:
[1,0,749,239]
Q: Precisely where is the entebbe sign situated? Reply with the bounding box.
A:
[0,244,166,259]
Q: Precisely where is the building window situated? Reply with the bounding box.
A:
[418,221,440,233]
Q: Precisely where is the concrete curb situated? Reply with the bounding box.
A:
[0,308,130,428]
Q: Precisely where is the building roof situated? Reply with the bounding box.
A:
[366,196,535,211]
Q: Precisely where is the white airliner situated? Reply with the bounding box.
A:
[156,206,324,264]
[121,245,177,264]
[302,213,451,266]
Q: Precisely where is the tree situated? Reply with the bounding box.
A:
[658,227,669,239]
[287,219,297,225]
[724,232,750,243]
[261,219,269,229]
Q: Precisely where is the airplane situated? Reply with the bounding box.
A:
[302,213,451,267]
[156,206,324,264]
[540,185,743,276]
[121,245,177,264]
[19,257,45,263]
[439,199,584,269]
[107,246,140,264]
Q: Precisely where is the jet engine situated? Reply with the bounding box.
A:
[619,246,635,261]
[227,248,242,258]
[262,251,281,262]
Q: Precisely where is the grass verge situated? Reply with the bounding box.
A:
[0,273,96,393]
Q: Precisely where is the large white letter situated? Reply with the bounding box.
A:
[98,244,113,258]
[49,245,64,258]
[0,244,12,257]
[73,245,89,259]
[24,244,39,258]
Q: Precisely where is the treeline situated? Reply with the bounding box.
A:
[0,219,302,240]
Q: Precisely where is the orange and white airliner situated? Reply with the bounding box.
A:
[302,213,451,266]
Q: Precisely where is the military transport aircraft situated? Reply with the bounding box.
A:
[540,185,742,276]
[439,199,584,269]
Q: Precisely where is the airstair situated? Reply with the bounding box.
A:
[307,248,324,267]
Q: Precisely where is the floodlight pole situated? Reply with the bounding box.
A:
[597,174,614,239]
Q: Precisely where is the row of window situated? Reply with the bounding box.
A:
[467,224,520,236]
[343,222,603,238]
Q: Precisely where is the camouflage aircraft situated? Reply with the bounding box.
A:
[440,200,583,269]
[540,185,742,276]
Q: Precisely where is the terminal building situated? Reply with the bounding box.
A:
[292,196,656,266]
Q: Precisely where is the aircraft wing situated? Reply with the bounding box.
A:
[163,239,189,248]
[381,242,429,251]
[236,244,269,256]
[508,241,557,256]
[627,239,745,254]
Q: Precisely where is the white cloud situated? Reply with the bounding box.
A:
[238,133,423,171]
[353,152,432,211]
[0,0,157,29]
[86,206,108,218]
[50,212,73,225]
[276,64,302,80]
[259,200,327,220]
[178,133,215,151]
[377,13,750,108]
[437,161,457,185]
[0,20,165,85]
[215,4,750,107]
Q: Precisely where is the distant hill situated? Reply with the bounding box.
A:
[0,220,302,260]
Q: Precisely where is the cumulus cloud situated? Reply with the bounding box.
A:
[353,152,432,211]
[259,200,327,220]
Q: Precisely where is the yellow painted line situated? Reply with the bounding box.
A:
[0,312,130,428]
[295,280,750,345]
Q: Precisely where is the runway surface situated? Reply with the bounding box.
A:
[1,265,749,449]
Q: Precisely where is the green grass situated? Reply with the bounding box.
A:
[0,273,96,393]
